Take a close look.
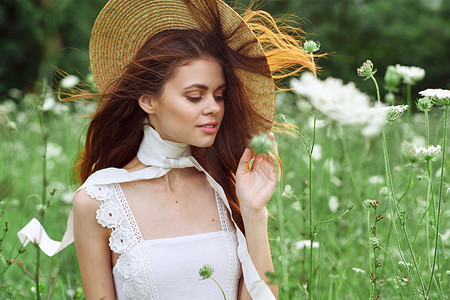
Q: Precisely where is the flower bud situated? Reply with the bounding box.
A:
[384,66,402,91]
[250,133,274,155]
[416,97,433,112]
[401,142,421,163]
[199,264,215,279]
[385,92,395,104]
[386,105,408,121]
[303,40,320,54]
[357,60,377,80]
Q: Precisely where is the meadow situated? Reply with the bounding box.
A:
[0,60,449,299]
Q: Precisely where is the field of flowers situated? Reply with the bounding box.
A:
[0,56,449,299]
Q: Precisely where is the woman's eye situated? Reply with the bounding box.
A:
[187,96,202,102]
[214,95,224,101]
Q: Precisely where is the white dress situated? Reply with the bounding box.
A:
[85,183,241,300]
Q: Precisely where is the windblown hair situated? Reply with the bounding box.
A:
[73,0,314,233]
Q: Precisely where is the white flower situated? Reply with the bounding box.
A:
[43,91,56,111]
[419,89,450,106]
[295,240,319,249]
[370,237,381,249]
[398,261,413,268]
[363,199,378,211]
[291,73,388,137]
[352,267,366,274]
[312,144,322,161]
[66,289,76,297]
[415,145,441,161]
[419,88,450,99]
[303,40,320,54]
[328,196,339,212]
[60,75,80,89]
[386,105,408,121]
[291,201,301,212]
[379,186,388,195]
[46,142,62,159]
[331,176,342,187]
[368,175,384,185]
[395,64,425,84]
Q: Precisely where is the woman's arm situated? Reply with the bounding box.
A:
[73,189,116,300]
[235,134,279,299]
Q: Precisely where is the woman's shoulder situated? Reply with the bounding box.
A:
[73,188,102,218]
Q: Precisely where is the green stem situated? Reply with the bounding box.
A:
[210,276,227,300]
[339,131,362,200]
[310,53,316,77]
[35,80,50,300]
[426,106,448,296]
[379,245,406,299]
[373,211,378,297]
[381,163,413,279]
[309,109,317,300]
[407,83,412,125]
[277,187,288,294]
[370,75,426,297]
[367,212,374,297]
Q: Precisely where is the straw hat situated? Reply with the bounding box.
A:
[89,0,276,131]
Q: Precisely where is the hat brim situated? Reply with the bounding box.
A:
[89,0,275,132]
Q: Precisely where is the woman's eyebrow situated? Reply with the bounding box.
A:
[184,83,226,90]
[184,83,208,90]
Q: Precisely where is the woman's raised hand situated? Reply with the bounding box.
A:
[235,133,278,216]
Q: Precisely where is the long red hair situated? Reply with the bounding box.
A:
[74,0,314,233]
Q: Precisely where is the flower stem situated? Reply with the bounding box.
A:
[310,53,316,77]
[277,187,288,294]
[367,212,374,297]
[407,83,412,125]
[309,109,317,300]
[211,276,227,300]
[35,80,50,300]
[426,106,448,296]
[370,75,426,297]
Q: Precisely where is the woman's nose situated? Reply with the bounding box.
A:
[203,95,222,115]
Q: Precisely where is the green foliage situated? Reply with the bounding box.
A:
[0,0,106,98]
[239,0,450,96]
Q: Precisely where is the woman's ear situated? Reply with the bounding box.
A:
[138,94,157,114]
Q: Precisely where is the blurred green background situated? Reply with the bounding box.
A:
[1,0,449,99]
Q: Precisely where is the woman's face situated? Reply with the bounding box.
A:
[140,57,226,148]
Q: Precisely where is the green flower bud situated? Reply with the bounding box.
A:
[303,40,320,54]
[357,60,377,80]
[199,264,215,279]
[6,121,17,131]
[250,133,274,155]
[416,97,433,112]
[384,66,402,91]
[386,105,408,121]
[385,92,395,104]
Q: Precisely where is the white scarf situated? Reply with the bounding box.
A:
[17,125,275,299]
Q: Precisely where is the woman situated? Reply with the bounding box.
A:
[18,0,313,299]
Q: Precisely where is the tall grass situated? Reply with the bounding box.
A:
[0,65,448,299]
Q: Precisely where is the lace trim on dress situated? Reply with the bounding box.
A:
[86,184,158,300]
[113,183,159,299]
[216,192,240,298]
